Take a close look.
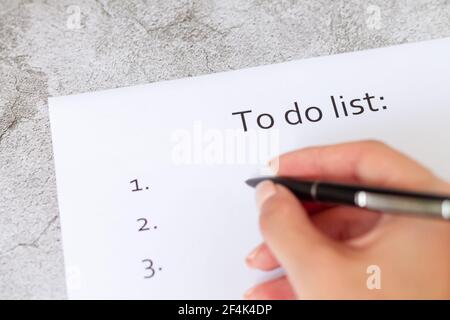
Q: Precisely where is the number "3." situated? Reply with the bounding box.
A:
[142,259,155,278]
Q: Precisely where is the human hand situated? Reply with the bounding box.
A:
[245,141,450,299]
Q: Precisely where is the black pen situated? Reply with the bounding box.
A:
[246,176,450,220]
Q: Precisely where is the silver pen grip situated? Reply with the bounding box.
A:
[355,191,450,220]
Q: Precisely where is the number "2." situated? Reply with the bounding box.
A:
[137,218,150,231]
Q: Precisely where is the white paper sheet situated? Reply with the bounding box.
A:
[49,37,450,299]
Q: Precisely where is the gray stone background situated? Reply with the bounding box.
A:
[0,0,449,299]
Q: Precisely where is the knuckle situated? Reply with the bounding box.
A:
[357,140,393,165]
[361,139,386,150]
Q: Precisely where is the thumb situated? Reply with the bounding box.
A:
[256,181,345,290]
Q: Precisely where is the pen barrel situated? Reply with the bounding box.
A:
[315,182,450,219]
[314,183,356,205]
[253,177,450,220]
[277,179,315,201]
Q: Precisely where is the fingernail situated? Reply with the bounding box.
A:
[259,164,275,176]
[244,287,258,300]
[268,157,280,175]
[255,180,276,209]
[245,246,260,267]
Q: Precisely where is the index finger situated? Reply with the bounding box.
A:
[274,140,440,191]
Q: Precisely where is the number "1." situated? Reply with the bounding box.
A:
[130,179,149,192]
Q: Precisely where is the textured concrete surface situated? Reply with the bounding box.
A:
[0,0,449,299]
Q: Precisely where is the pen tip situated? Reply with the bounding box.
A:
[245,179,255,187]
[245,177,271,188]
